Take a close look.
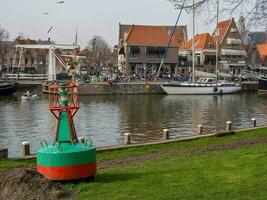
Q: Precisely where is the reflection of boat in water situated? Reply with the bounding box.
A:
[0,81,19,95]
[258,76,267,94]
[21,94,38,100]
[161,78,241,95]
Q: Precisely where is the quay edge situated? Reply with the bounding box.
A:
[42,81,258,95]
[9,125,267,160]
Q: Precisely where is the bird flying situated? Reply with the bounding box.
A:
[43,12,48,15]
[47,26,53,34]
[57,1,64,4]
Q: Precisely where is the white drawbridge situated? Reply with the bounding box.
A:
[14,44,79,81]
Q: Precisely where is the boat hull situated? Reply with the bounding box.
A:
[161,84,241,95]
[0,82,18,95]
[258,77,267,94]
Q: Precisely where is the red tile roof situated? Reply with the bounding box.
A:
[180,33,215,50]
[257,43,267,59]
[125,25,185,47]
[216,19,232,44]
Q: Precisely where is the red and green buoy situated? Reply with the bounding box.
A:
[37,82,96,180]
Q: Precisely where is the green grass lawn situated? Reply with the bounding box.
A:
[2,128,267,199]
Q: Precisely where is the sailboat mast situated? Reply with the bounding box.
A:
[75,26,78,45]
[215,0,219,83]
[192,0,196,83]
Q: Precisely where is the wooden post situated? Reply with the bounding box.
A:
[225,121,232,131]
[22,141,30,156]
[251,118,256,127]
[78,136,85,144]
[163,129,170,140]
[0,148,8,160]
[197,125,203,135]
[124,133,131,145]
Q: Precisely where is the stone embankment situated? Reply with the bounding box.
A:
[7,118,262,159]
[42,81,258,95]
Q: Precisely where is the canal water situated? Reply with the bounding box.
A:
[1,89,267,157]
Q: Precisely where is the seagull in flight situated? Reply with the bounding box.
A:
[47,26,53,34]
[43,12,49,15]
[57,1,64,4]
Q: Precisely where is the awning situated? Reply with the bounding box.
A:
[220,49,247,56]
[226,38,242,45]
[248,65,267,70]
[258,66,267,70]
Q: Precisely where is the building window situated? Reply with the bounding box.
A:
[204,55,216,65]
[129,46,140,58]
[146,46,165,55]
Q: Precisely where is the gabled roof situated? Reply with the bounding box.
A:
[214,19,232,44]
[123,25,186,47]
[248,32,267,45]
[257,42,267,59]
[180,33,215,50]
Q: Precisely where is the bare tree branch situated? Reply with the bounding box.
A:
[86,35,111,68]
[168,0,267,29]
[0,26,10,67]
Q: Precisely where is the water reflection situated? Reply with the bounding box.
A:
[1,91,267,157]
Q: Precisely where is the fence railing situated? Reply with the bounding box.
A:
[4,73,48,80]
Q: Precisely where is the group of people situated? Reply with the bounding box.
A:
[23,91,34,97]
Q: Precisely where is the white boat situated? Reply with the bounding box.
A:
[21,94,38,100]
[161,2,241,95]
[161,78,241,95]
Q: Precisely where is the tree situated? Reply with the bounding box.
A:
[0,26,10,68]
[86,35,111,68]
[168,0,267,28]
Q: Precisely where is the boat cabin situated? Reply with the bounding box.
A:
[197,77,216,84]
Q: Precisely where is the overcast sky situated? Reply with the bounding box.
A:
[0,0,242,48]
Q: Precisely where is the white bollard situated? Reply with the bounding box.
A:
[22,141,30,156]
[124,133,131,145]
[226,121,232,131]
[197,125,203,135]
[78,136,85,144]
[163,129,170,140]
[251,118,256,127]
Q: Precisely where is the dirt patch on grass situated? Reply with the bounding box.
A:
[0,168,72,200]
[186,136,267,154]
[98,152,165,170]
[98,136,267,170]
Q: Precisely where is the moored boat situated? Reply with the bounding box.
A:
[0,81,19,95]
[258,76,267,94]
[161,78,241,95]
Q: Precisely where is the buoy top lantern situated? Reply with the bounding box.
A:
[48,82,80,143]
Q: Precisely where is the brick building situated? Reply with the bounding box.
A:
[214,18,247,74]
[172,18,247,76]
[118,24,187,75]
[5,37,50,74]
[179,33,217,74]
